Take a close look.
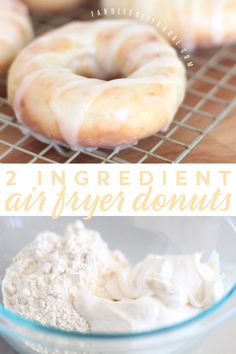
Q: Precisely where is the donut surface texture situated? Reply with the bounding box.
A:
[22,0,85,12]
[8,20,186,149]
[0,0,33,76]
[102,0,236,48]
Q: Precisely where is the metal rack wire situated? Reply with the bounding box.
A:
[0,10,235,163]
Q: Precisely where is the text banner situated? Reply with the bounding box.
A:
[0,164,235,219]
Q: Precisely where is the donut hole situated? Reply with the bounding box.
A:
[69,55,126,81]
[69,49,162,82]
[67,27,163,81]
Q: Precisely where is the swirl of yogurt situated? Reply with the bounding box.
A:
[73,251,225,333]
[105,251,224,308]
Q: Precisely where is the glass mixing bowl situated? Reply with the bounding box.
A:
[0,216,236,354]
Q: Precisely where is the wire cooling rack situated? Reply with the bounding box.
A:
[0,9,236,163]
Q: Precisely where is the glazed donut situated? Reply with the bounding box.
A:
[8,20,186,149]
[22,0,85,13]
[0,0,33,76]
[102,0,236,48]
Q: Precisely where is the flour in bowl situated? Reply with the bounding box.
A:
[2,220,128,332]
[2,220,225,333]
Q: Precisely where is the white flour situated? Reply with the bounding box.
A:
[2,220,128,332]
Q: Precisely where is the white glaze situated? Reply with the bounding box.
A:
[0,2,32,46]
[103,0,235,48]
[51,75,182,147]
[14,68,59,124]
[174,0,226,48]
[165,0,228,47]
[0,0,33,76]
[11,20,186,148]
[211,0,226,44]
